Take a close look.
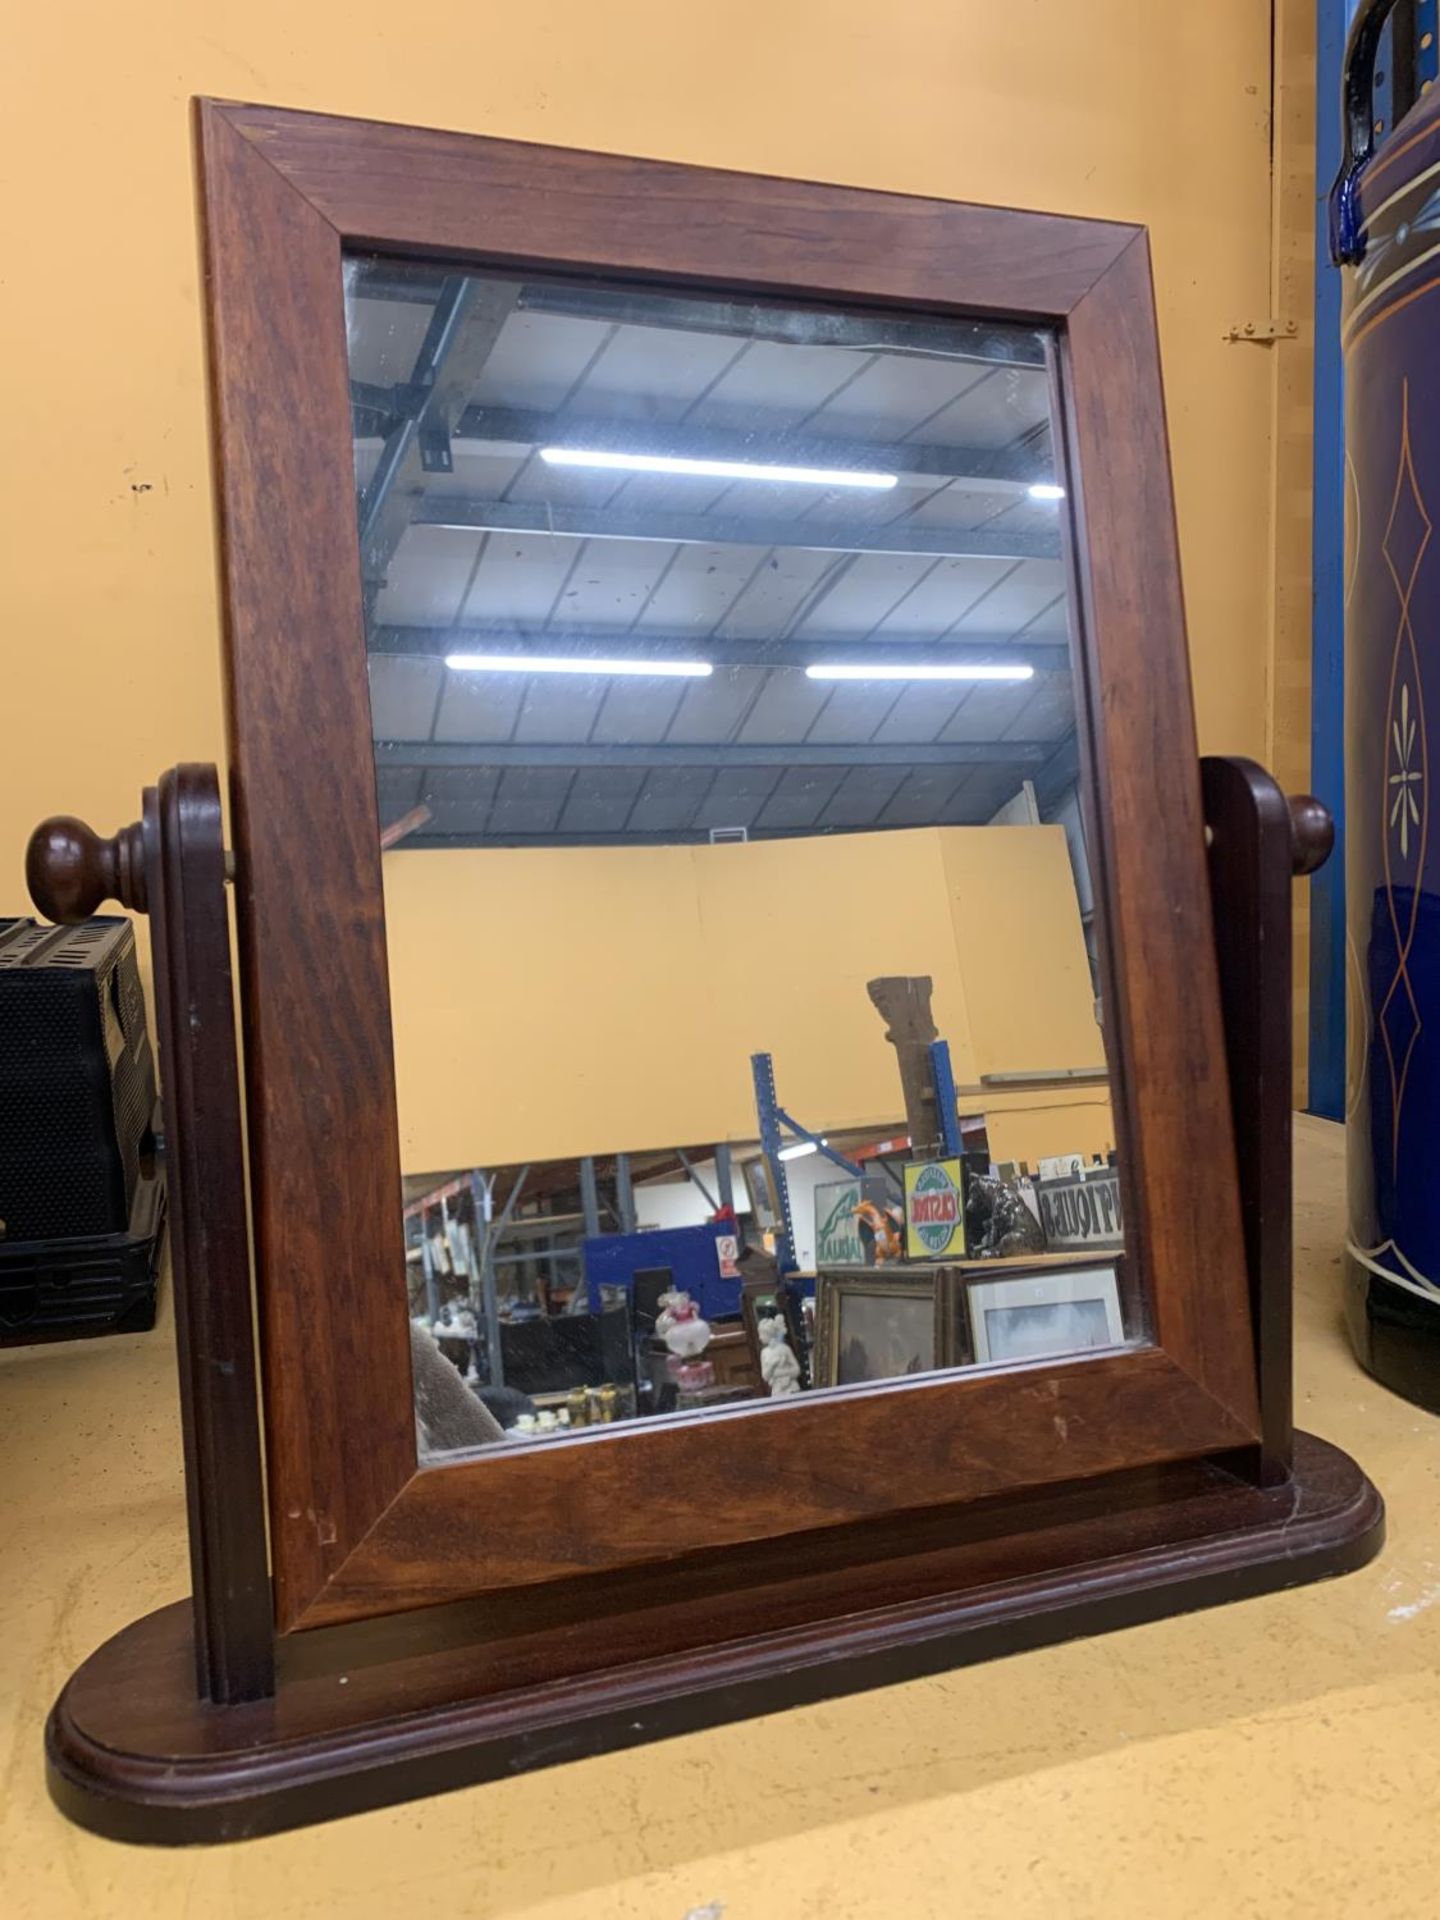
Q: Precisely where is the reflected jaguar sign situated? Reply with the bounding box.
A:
[1036,1168,1124,1251]
[815,1180,867,1266]
[814,1177,894,1266]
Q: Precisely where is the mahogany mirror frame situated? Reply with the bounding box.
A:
[195,98,1262,1639]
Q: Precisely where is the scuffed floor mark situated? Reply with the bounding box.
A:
[1388,1582,1440,1623]
[684,1904,725,1919]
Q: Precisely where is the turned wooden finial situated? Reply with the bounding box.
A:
[25,814,148,923]
[1287,794,1335,877]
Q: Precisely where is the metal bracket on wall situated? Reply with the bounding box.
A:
[1224,318,1300,343]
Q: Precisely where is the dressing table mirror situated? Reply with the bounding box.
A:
[26,100,1381,1843]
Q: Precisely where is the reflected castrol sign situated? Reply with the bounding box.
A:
[903,1158,967,1259]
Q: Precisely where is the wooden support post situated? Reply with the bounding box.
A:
[1201,756,1333,1482]
[28,768,275,1702]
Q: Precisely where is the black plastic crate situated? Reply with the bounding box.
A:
[0,916,156,1240]
[0,1168,166,1346]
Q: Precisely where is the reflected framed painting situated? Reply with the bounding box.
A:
[814,1271,941,1387]
[965,1262,1125,1366]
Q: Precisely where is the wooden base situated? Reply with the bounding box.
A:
[48,1431,1382,1845]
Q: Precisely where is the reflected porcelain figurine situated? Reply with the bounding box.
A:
[656,1288,714,1388]
[758,1314,802,1397]
[853,1199,904,1264]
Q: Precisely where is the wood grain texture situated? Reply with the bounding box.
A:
[26,814,148,919]
[23,772,275,1700]
[45,1432,1383,1844]
[219,101,1136,320]
[1060,236,1259,1428]
[143,768,275,1701]
[302,1347,1253,1625]
[1202,757,1313,1478]
[194,99,1263,1635]
[195,101,416,1628]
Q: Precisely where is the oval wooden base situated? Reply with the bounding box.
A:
[47,1431,1382,1846]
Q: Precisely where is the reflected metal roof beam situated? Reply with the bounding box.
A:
[450,405,1051,490]
[414,495,1059,560]
[348,265,1047,366]
[366,627,1071,674]
[375,740,1052,770]
[1034,731,1084,809]
[357,277,520,593]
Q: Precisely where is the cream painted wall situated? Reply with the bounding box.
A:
[939,831,1103,1078]
[382,824,1111,1171]
[1,2,1298,1137]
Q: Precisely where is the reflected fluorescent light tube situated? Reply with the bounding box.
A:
[804,662,1035,683]
[445,652,712,677]
[540,447,898,490]
[778,1138,826,1162]
[1027,482,1067,501]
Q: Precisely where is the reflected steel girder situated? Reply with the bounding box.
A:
[365,627,1071,674]
[374,739,1052,770]
[447,404,1051,490]
[412,495,1060,561]
[347,266,1048,366]
[356,277,520,588]
[1034,731,1083,808]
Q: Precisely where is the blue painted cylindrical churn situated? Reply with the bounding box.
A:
[1332,4,1440,1409]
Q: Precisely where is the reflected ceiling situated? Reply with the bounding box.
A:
[348,267,1077,847]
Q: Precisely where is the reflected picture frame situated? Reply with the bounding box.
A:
[965,1262,1125,1367]
[813,1270,944,1389]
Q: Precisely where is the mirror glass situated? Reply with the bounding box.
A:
[343,257,1141,1456]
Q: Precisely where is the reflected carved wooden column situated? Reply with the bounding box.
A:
[867,975,941,1157]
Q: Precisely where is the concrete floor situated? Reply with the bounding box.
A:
[3,1115,1438,1918]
